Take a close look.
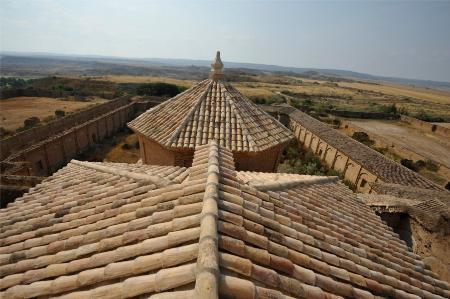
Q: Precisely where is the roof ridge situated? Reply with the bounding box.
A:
[70,160,174,188]
[166,80,213,147]
[194,140,220,298]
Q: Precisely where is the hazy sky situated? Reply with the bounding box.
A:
[1,0,450,82]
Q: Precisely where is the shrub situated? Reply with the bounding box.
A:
[0,127,12,138]
[351,132,374,147]
[424,160,439,172]
[378,103,397,114]
[343,179,357,191]
[400,159,438,172]
[24,116,40,127]
[303,99,313,107]
[414,160,426,169]
[401,159,417,171]
[332,118,341,127]
[136,83,185,97]
[414,110,445,122]
[55,110,66,118]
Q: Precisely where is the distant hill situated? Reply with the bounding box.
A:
[1,52,450,90]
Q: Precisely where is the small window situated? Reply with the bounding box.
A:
[360,179,367,188]
[318,149,323,156]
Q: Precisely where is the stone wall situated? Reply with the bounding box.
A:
[5,103,135,176]
[325,109,400,120]
[0,99,164,207]
[401,115,450,139]
[286,108,441,191]
[234,143,286,172]
[289,118,377,193]
[0,97,130,160]
[140,137,194,167]
[140,134,286,172]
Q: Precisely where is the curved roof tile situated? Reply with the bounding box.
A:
[1,142,449,298]
[128,79,293,152]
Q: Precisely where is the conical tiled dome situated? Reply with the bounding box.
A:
[128,57,293,153]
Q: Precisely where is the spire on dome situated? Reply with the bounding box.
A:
[209,51,224,80]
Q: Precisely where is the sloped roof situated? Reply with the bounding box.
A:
[1,142,449,298]
[236,171,339,192]
[362,182,450,232]
[128,79,293,152]
[288,109,442,191]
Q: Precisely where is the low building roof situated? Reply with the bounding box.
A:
[287,108,443,191]
[128,53,293,153]
[362,182,450,232]
[1,142,449,298]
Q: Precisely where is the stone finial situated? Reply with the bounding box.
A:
[209,51,224,80]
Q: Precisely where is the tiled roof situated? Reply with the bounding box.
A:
[128,79,293,152]
[364,182,450,231]
[288,109,442,191]
[1,142,449,298]
[237,171,338,192]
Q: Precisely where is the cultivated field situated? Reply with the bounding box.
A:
[0,96,107,131]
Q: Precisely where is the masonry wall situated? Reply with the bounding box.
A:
[140,138,196,167]
[1,98,130,160]
[140,137,285,172]
[7,103,135,176]
[289,118,378,193]
[234,144,285,172]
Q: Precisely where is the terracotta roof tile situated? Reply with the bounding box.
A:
[128,79,293,152]
[1,141,449,298]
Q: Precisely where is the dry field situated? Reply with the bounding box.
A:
[96,75,450,119]
[0,96,107,131]
[338,81,450,104]
[346,120,450,168]
[91,75,196,89]
[341,119,450,185]
[435,122,450,128]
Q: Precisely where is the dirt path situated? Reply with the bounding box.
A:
[348,119,450,168]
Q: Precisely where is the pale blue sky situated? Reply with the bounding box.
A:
[1,0,450,81]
